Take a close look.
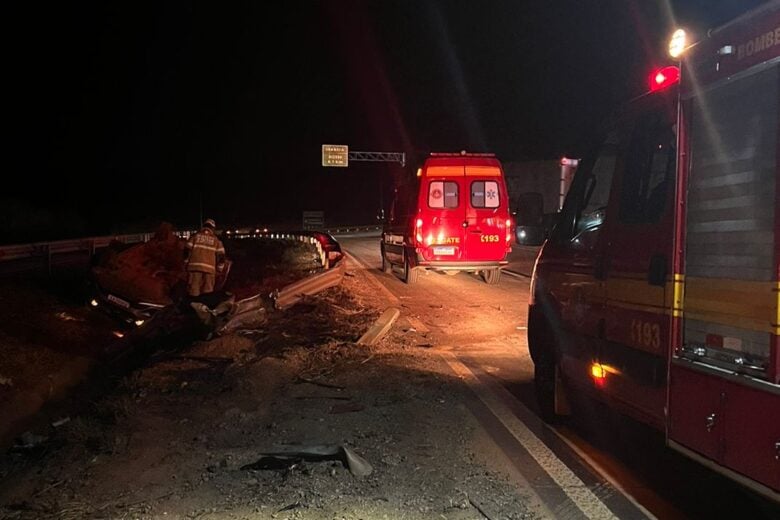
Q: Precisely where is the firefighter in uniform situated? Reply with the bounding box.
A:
[185,218,226,296]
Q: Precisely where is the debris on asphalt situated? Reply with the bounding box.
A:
[55,312,85,322]
[191,293,268,336]
[294,376,345,391]
[13,432,48,450]
[51,417,71,428]
[242,445,373,477]
[329,402,365,414]
[277,501,302,512]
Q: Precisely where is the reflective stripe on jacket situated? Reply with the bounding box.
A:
[186,228,225,274]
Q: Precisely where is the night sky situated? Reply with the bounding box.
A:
[3,0,770,242]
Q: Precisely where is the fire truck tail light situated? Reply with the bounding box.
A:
[650,66,680,92]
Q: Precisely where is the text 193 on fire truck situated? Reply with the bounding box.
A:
[528,2,779,502]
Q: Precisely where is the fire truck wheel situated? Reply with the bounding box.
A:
[534,353,561,424]
[482,268,501,285]
[404,253,419,284]
[381,245,392,273]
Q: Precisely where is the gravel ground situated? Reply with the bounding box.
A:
[0,262,541,520]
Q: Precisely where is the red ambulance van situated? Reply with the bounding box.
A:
[381,152,512,284]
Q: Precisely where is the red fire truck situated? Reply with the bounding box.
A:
[528,3,779,501]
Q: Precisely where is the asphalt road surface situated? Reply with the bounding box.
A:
[342,236,780,520]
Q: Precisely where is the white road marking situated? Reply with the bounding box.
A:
[345,252,400,304]
[548,427,656,519]
[443,353,619,520]
[406,316,430,333]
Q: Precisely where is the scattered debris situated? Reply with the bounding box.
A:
[55,312,85,322]
[294,395,351,401]
[191,293,268,335]
[52,417,71,428]
[329,402,365,414]
[14,431,48,450]
[357,307,400,346]
[469,496,495,520]
[241,445,373,476]
[295,376,345,391]
[277,501,302,513]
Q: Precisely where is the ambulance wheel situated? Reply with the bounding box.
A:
[482,268,501,285]
[381,245,392,273]
[404,254,419,284]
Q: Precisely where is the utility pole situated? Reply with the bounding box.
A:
[321,145,406,223]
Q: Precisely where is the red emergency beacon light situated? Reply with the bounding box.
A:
[649,65,680,92]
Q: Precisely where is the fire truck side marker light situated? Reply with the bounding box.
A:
[591,363,607,380]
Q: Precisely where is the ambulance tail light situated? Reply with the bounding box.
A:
[505,219,513,247]
[650,66,680,92]
[414,218,424,245]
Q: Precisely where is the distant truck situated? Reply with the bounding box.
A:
[505,159,577,246]
[529,3,779,501]
[381,152,512,284]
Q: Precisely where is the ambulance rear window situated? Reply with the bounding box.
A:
[471,181,500,208]
[428,181,459,208]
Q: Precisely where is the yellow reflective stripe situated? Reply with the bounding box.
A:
[774,281,779,335]
[672,273,685,318]
[188,262,215,271]
[543,270,777,335]
[685,277,776,335]
[191,244,219,252]
[606,277,665,311]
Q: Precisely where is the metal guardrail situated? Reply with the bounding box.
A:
[0,231,195,276]
[0,224,377,276]
[273,259,346,310]
[325,225,382,235]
